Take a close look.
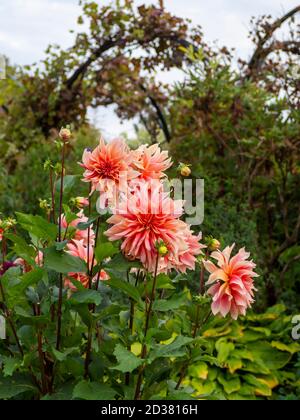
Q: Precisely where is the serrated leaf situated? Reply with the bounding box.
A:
[111,344,143,373]
[16,212,57,242]
[149,336,194,360]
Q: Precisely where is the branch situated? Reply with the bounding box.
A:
[139,84,171,143]
[246,6,300,77]
[269,209,300,267]
[66,37,123,89]
[280,254,300,284]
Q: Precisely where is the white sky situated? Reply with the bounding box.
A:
[0,0,299,137]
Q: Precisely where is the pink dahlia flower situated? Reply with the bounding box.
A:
[105,180,201,273]
[60,210,95,246]
[204,244,258,320]
[0,228,4,242]
[80,138,139,197]
[15,250,44,273]
[131,144,172,180]
[162,229,206,274]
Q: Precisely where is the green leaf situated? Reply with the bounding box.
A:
[63,205,78,225]
[14,307,48,325]
[44,246,87,274]
[0,374,37,399]
[1,358,22,377]
[153,293,187,312]
[226,357,243,374]
[9,268,44,296]
[55,175,79,195]
[95,242,118,263]
[246,342,291,370]
[71,290,102,306]
[77,217,98,231]
[106,276,141,302]
[271,341,300,354]
[111,344,143,373]
[5,233,36,263]
[16,212,57,242]
[52,347,78,362]
[149,336,194,360]
[105,254,142,273]
[73,381,116,401]
[244,374,272,397]
[216,340,235,364]
[218,374,241,394]
[156,274,175,290]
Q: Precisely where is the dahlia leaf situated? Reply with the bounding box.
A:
[73,381,116,400]
[106,276,141,302]
[16,212,57,242]
[44,246,87,274]
[71,289,102,306]
[95,241,118,263]
[111,344,144,373]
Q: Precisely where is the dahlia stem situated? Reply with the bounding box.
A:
[125,271,139,386]
[84,216,101,379]
[87,184,92,288]
[134,255,159,400]
[56,139,67,351]
[0,280,42,392]
[176,259,209,390]
[49,167,56,224]
[36,304,48,395]
[58,141,66,243]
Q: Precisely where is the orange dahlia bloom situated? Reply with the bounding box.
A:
[131,144,172,180]
[105,181,202,273]
[162,229,205,274]
[80,138,139,195]
[204,245,258,320]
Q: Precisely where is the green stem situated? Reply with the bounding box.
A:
[84,216,101,378]
[56,140,66,351]
[49,167,56,224]
[134,255,159,400]
[176,259,208,390]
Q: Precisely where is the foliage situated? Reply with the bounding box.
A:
[186,304,300,400]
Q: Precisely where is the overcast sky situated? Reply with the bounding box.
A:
[0,0,299,136]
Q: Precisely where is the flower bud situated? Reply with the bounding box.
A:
[72,197,89,209]
[39,199,51,213]
[210,239,221,251]
[59,127,72,141]
[205,236,221,252]
[156,241,169,256]
[178,163,192,177]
